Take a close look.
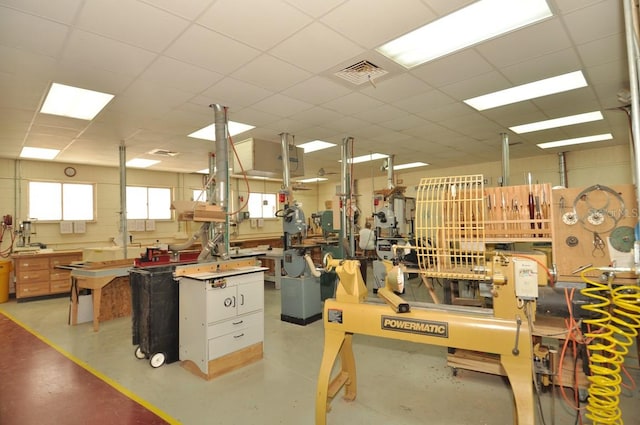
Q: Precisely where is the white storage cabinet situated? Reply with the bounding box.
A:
[179,270,264,377]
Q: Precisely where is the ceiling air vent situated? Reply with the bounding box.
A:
[334,60,388,85]
[148,149,179,157]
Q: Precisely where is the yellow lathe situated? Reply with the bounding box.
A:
[315,254,540,425]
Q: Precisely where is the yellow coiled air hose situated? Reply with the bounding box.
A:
[580,268,640,425]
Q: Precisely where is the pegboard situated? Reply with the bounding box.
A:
[551,184,637,284]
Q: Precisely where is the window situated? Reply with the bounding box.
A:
[192,189,207,203]
[126,186,172,220]
[247,193,277,219]
[29,181,95,221]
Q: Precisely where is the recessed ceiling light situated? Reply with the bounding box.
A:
[298,177,328,183]
[510,111,604,134]
[464,71,588,111]
[394,162,429,170]
[339,153,388,164]
[126,158,160,168]
[20,146,60,160]
[376,0,552,68]
[40,83,114,120]
[188,121,255,141]
[297,140,337,153]
[537,133,612,149]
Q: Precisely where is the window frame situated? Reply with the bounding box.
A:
[27,180,96,222]
[125,185,173,220]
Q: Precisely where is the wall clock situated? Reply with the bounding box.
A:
[64,166,77,177]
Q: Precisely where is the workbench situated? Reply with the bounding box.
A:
[258,248,283,289]
[68,259,133,332]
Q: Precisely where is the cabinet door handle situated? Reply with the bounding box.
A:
[240,294,244,305]
[232,320,244,325]
[233,295,236,307]
[233,333,245,339]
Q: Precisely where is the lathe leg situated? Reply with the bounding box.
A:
[316,329,355,425]
[501,355,535,425]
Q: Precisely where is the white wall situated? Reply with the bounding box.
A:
[0,144,633,252]
[353,145,634,221]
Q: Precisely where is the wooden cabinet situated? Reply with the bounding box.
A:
[179,269,264,379]
[13,251,83,299]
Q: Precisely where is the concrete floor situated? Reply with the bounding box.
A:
[0,270,639,425]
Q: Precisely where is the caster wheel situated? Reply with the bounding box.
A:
[149,352,166,368]
[452,367,458,377]
[134,346,146,360]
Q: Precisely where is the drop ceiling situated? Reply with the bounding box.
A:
[0,0,630,183]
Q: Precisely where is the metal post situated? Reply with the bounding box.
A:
[623,0,640,210]
[501,133,509,186]
[386,154,395,189]
[211,103,229,258]
[280,132,291,203]
[119,143,127,259]
[558,152,568,188]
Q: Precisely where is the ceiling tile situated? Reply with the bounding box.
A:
[140,0,214,20]
[199,77,273,109]
[439,71,510,101]
[0,7,70,56]
[63,30,157,76]
[322,92,383,115]
[284,0,347,18]
[321,0,434,49]
[282,76,352,105]
[577,34,626,67]
[499,48,582,84]
[393,90,456,114]
[360,73,431,103]
[251,94,314,117]
[270,22,364,73]
[352,104,408,124]
[165,25,261,74]
[476,18,573,68]
[76,0,190,52]
[140,57,223,94]
[199,0,312,51]
[562,0,622,44]
[288,106,344,126]
[0,0,82,23]
[411,49,494,87]
[231,54,311,92]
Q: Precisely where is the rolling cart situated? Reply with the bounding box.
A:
[130,264,180,368]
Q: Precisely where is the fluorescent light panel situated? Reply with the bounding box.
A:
[126,158,160,168]
[298,177,328,183]
[338,153,389,164]
[510,111,603,134]
[394,162,429,170]
[40,83,114,120]
[20,147,60,160]
[376,0,552,69]
[297,140,336,153]
[465,71,588,111]
[188,121,255,141]
[537,133,612,149]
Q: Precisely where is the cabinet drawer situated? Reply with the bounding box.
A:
[16,269,49,283]
[50,279,71,293]
[207,311,263,339]
[15,257,49,271]
[49,270,71,281]
[50,255,82,268]
[207,323,263,360]
[17,281,49,298]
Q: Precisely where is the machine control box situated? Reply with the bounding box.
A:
[513,258,539,300]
